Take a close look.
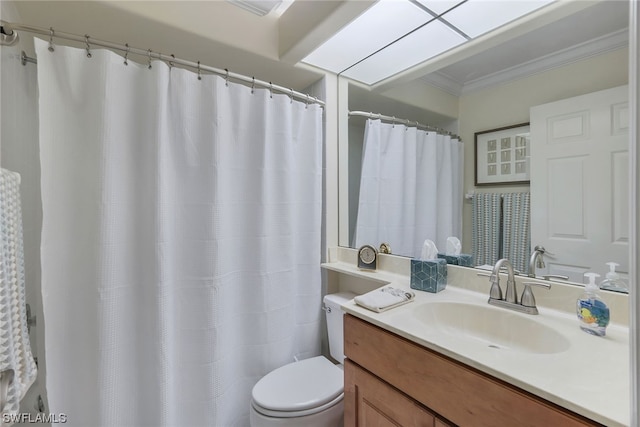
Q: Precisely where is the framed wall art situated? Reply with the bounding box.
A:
[474,123,530,186]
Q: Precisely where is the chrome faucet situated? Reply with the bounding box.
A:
[528,245,547,277]
[528,246,570,281]
[485,258,551,315]
[491,258,518,304]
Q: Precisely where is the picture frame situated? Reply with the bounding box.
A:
[474,123,530,186]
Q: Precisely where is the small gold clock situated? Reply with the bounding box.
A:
[358,245,377,270]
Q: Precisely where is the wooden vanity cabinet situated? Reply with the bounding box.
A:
[345,359,449,427]
[343,314,602,427]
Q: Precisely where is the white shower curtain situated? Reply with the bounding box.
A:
[353,119,463,258]
[35,39,323,427]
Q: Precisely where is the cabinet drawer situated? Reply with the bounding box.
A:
[344,314,601,427]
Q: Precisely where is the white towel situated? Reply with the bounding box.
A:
[354,286,415,313]
[0,169,37,418]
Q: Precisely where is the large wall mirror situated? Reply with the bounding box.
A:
[338,0,630,291]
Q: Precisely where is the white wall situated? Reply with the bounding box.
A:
[347,121,364,246]
[458,47,629,253]
[0,1,47,417]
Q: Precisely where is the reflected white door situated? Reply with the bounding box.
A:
[530,85,629,283]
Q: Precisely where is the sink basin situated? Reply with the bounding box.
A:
[411,301,571,354]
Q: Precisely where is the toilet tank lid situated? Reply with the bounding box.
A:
[252,356,343,412]
[323,292,356,308]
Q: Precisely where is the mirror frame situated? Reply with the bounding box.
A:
[629,2,639,423]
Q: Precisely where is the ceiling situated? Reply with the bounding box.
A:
[8,0,326,91]
[425,0,629,95]
[7,0,630,99]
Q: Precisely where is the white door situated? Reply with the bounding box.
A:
[530,85,629,283]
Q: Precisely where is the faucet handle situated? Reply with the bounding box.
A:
[521,282,551,309]
[477,272,503,300]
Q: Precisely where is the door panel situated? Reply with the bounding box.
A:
[530,85,629,283]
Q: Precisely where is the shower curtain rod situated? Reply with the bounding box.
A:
[348,110,460,140]
[0,21,325,107]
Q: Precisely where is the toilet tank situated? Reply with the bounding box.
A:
[323,292,356,364]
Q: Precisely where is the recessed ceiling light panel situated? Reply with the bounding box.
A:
[442,0,555,38]
[300,0,557,86]
[413,0,466,16]
[343,19,466,85]
[302,0,433,74]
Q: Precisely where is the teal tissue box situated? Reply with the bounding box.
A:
[438,253,474,267]
[411,259,447,293]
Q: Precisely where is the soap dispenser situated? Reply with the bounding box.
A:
[600,262,628,292]
[576,273,610,337]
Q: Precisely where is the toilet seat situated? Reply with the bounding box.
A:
[251,392,344,418]
[251,356,344,418]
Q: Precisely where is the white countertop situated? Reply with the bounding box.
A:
[323,260,630,427]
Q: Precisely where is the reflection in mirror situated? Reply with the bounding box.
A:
[470,191,531,275]
[351,114,462,258]
[340,1,630,292]
[530,84,629,289]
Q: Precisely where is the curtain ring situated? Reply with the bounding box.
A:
[84,35,92,58]
[251,77,255,94]
[224,69,229,87]
[147,49,152,69]
[306,94,310,109]
[269,82,273,99]
[48,27,55,52]
[392,116,396,128]
[289,88,294,104]
[169,54,175,69]
[123,43,129,66]
[197,61,202,80]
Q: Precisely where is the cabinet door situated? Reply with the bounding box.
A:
[345,359,435,427]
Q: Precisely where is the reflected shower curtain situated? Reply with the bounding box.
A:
[353,119,463,258]
[35,39,323,426]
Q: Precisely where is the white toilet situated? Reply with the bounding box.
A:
[249,292,355,427]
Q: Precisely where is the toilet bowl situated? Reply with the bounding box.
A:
[249,292,355,427]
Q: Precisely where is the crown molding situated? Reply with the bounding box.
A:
[419,29,629,97]
[418,72,463,96]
